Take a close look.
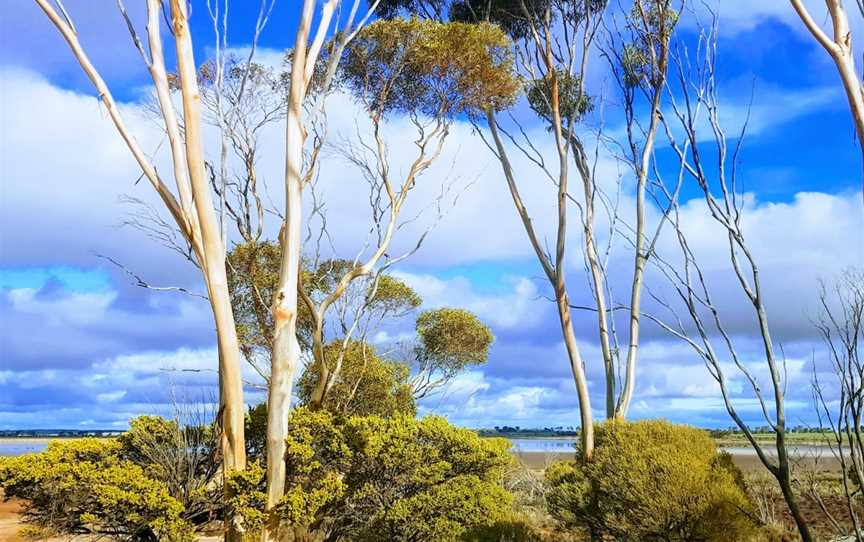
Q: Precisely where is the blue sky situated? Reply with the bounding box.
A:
[1,1,863,430]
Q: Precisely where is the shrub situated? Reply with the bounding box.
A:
[0,438,195,542]
[226,461,268,541]
[546,419,758,542]
[238,409,515,541]
[117,415,223,526]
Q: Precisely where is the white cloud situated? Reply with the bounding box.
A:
[392,271,544,329]
[1,51,862,430]
[6,287,116,326]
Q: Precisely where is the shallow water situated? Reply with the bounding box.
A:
[507,438,832,457]
[0,438,833,458]
[0,442,47,456]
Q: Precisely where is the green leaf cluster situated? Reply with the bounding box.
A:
[298,340,417,418]
[621,0,679,89]
[526,71,593,124]
[416,307,494,374]
[239,409,515,541]
[342,18,521,117]
[0,438,195,542]
[227,242,421,360]
[546,419,759,542]
[449,0,607,40]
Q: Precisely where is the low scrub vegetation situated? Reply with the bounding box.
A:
[0,436,197,542]
[4,414,829,542]
[545,420,760,542]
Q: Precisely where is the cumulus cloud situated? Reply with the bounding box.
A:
[1,14,862,430]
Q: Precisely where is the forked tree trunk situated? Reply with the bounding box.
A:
[262,0,313,539]
[615,84,665,419]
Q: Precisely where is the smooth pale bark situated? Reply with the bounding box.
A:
[615,76,666,419]
[32,0,189,237]
[556,292,596,459]
[145,0,199,245]
[34,3,247,540]
[791,0,864,176]
[486,109,595,460]
[578,171,616,419]
[262,1,315,539]
[169,4,248,540]
[550,66,596,460]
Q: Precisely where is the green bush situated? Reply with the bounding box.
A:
[118,415,222,525]
[0,438,195,542]
[546,419,758,542]
[238,409,515,541]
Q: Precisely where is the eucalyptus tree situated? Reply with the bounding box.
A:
[790,0,864,185]
[375,1,681,457]
[29,1,377,540]
[601,0,679,417]
[293,18,518,413]
[646,19,814,542]
[31,3,255,539]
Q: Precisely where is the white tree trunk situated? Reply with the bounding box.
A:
[261,0,313,538]
[791,0,864,182]
[169,4,248,540]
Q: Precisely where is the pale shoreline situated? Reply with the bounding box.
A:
[1,438,840,473]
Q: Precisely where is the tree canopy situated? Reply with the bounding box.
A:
[297,340,416,417]
[341,18,521,117]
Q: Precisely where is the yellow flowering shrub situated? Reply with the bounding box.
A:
[0,437,195,542]
[232,409,515,541]
[546,419,759,542]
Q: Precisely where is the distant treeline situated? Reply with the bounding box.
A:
[1,425,831,440]
[477,426,580,437]
[707,426,831,439]
[0,429,123,438]
[477,425,832,439]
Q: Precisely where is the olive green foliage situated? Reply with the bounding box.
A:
[526,71,593,123]
[620,0,679,89]
[449,0,607,40]
[377,0,607,42]
[298,340,417,417]
[375,0,448,21]
[118,415,222,525]
[449,0,546,40]
[341,18,520,117]
[0,438,195,542]
[240,409,515,541]
[245,402,269,462]
[413,308,494,397]
[226,461,268,541]
[227,243,421,363]
[227,241,288,362]
[546,419,758,542]
[416,307,493,367]
[304,259,422,318]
